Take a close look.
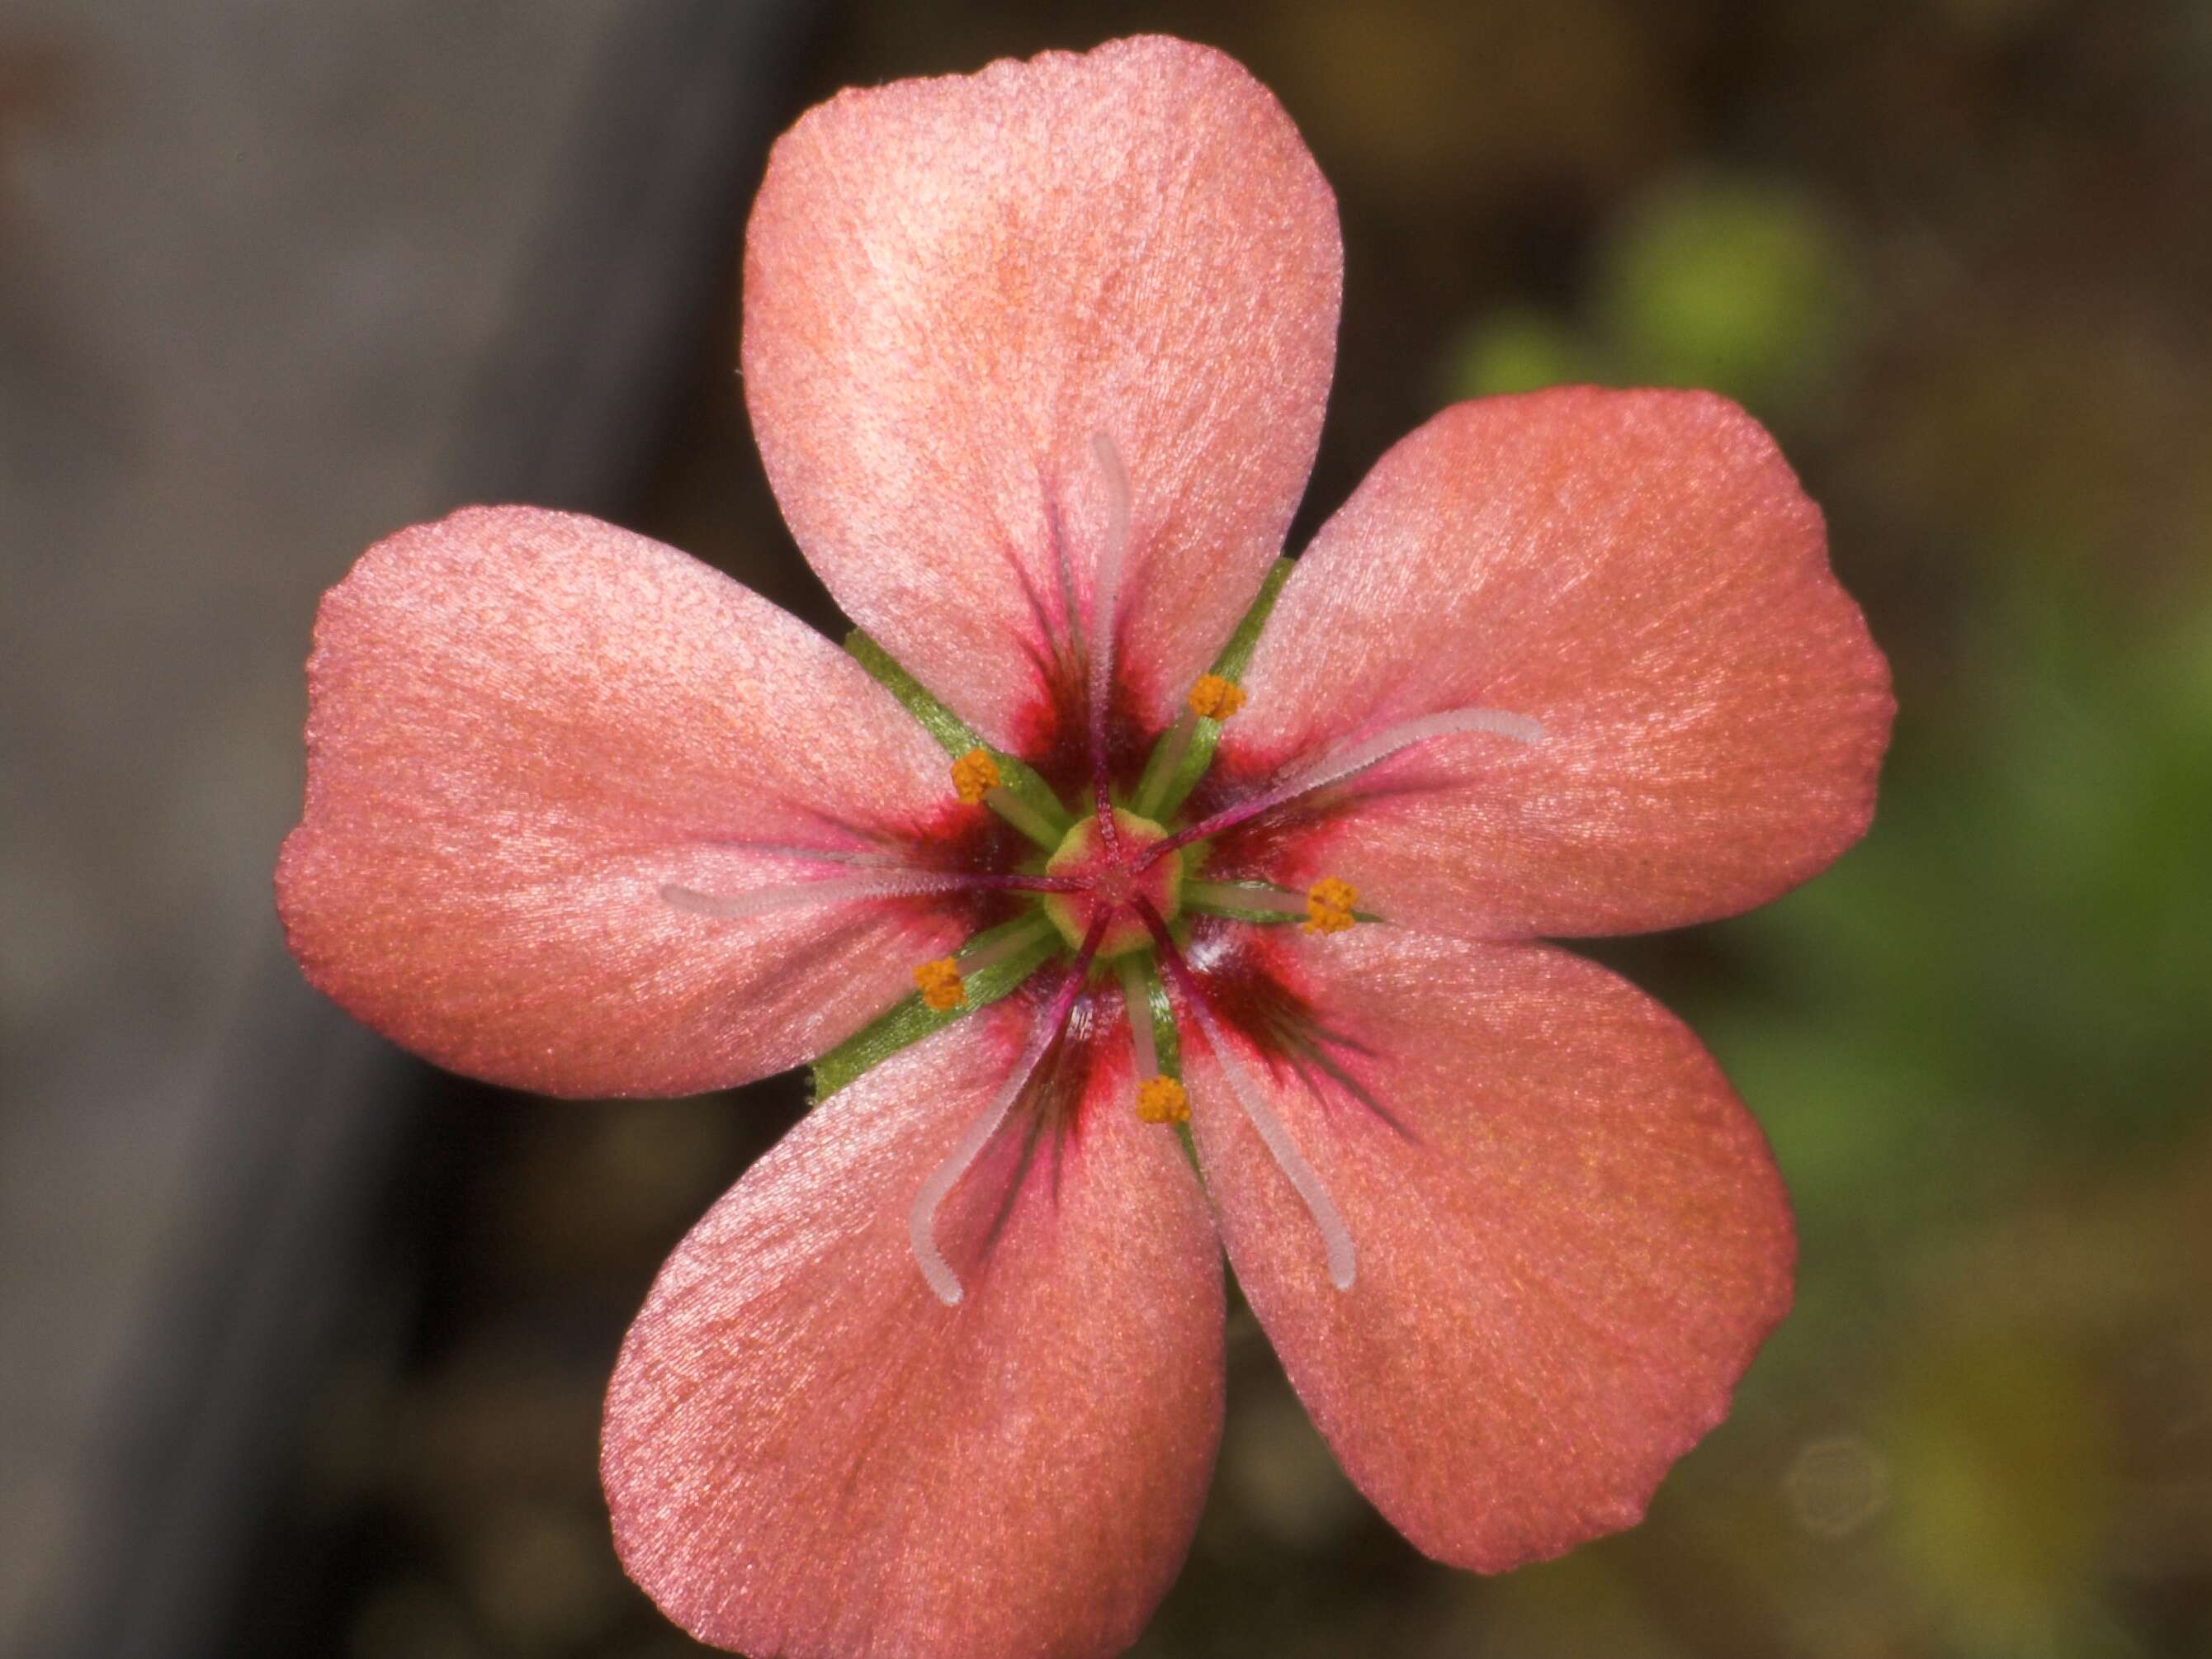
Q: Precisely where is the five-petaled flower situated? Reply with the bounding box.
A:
[276,35,1892,1659]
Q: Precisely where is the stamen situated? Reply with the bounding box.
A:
[1143,704,1544,867]
[950,748,1001,805]
[909,913,1108,1306]
[912,957,965,1011]
[1187,674,1246,721]
[1136,1075,1189,1124]
[1303,877,1359,934]
[1137,900,1357,1292]
[1113,952,1186,1127]
[1087,432,1130,838]
[662,867,1083,919]
[1130,674,1246,821]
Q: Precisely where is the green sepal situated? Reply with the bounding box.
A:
[1136,558,1293,819]
[810,918,1060,1102]
[844,630,1071,833]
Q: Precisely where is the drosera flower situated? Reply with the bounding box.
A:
[275,34,1892,1659]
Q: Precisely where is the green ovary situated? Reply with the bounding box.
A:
[1039,807,1183,958]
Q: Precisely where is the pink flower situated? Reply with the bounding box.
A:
[276,35,1891,1659]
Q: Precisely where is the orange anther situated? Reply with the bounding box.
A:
[1187,674,1247,721]
[949,748,1002,806]
[1135,1075,1190,1124]
[912,957,966,1011]
[1303,877,1359,935]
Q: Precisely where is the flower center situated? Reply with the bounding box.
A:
[1038,807,1181,959]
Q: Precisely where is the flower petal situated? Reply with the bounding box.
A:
[603,1006,1225,1659]
[276,506,983,1099]
[1186,925,1794,1571]
[1218,388,1893,937]
[743,35,1341,756]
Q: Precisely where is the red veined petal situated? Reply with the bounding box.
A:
[603,1004,1225,1659]
[743,35,1341,758]
[1186,925,1794,1571]
[276,505,981,1098]
[1217,388,1892,938]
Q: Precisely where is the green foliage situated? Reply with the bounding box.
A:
[1448,305,1604,399]
[1445,174,1857,420]
[1595,175,1856,414]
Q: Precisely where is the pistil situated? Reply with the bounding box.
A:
[1137,898,1357,1292]
[909,912,1108,1305]
[951,746,1063,849]
[662,867,1083,920]
[1140,704,1545,869]
[1086,432,1131,844]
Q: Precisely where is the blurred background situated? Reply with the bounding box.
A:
[2,1,2207,1656]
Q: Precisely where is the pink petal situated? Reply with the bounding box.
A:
[276,505,981,1099]
[1217,389,1893,938]
[603,1006,1225,1659]
[1186,925,1794,1571]
[743,35,1341,755]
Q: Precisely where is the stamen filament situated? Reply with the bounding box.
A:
[1132,711,1196,820]
[910,913,1108,1306]
[662,868,1082,919]
[957,915,1056,974]
[1114,953,1160,1080]
[984,785,1063,850]
[1135,900,1357,1291]
[1087,431,1130,844]
[1142,705,1544,867]
[1183,880,1307,917]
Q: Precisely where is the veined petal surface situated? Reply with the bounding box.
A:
[1218,388,1893,938]
[276,506,973,1098]
[603,1007,1224,1659]
[743,35,1341,754]
[1187,926,1794,1572]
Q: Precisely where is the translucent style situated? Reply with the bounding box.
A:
[276,35,1893,1659]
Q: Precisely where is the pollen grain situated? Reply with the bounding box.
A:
[1303,877,1359,935]
[1135,1075,1190,1124]
[1187,674,1247,721]
[913,957,966,1011]
[949,748,1002,805]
